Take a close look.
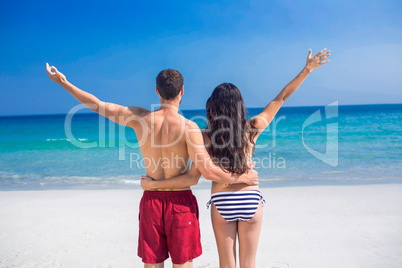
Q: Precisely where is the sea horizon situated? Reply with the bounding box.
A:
[1,102,401,118]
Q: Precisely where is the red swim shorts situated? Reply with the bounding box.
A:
[138,190,202,264]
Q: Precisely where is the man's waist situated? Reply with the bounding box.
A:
[145,186,191,192]
[142,189,193,198]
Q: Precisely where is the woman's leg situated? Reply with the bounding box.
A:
[211,203,238,268]
[237,201,263,268]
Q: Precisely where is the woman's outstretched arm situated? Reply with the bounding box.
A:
[250,48,331,143]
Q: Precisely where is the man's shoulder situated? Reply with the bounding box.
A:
[127,106,150,117]
[183,118,200,130]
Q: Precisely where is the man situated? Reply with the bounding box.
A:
[46,64,258,268]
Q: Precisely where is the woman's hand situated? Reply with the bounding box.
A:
[140,175,155,191]
[305,48,331,73]
[46,63,67,85]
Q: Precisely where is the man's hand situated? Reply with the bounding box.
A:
[305,48,331,73]
[140,175,155,191]
[240,168,259,186]
[238,162,259,186]
[46,63,67,85]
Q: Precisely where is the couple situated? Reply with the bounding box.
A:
[46,48,330,268]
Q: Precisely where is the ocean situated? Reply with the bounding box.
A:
[1,104,401,190]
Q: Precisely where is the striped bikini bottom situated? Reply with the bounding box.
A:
[206,190,265,222]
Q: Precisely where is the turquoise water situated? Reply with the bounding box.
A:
[1,104,401,190]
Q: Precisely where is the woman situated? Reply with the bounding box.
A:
[141,48,331,267]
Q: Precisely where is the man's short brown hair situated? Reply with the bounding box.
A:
[156,69,184,100]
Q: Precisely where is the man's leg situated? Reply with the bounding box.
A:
[166,191,202,265]
[144,262,164,268]
[138,192,169,265]
[173,260,192,268]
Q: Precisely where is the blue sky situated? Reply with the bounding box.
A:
[0,0,401,116]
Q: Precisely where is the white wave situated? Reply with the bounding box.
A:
[45,138,89,141]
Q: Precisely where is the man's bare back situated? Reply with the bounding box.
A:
[136,107,192,190]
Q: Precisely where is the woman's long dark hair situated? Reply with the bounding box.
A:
[206,83,257,176]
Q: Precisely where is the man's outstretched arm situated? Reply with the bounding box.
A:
[251,48,331,141]
[185,120,258,185]
[45,63,149,127]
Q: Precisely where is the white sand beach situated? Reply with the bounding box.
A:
[1,184,402,268]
